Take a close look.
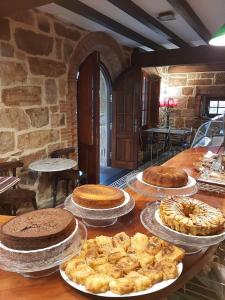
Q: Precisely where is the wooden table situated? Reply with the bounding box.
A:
[0,147,224,300]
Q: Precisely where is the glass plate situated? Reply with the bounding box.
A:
[140,202,225,249]
[60,263,183,298]
[126,172,198,199]
[65,190,135,227]
[0,219,87,276]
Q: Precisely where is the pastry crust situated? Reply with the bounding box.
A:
[160,196,225,235]
[143,166,188,188]
[62,233,185,295]
[73,184,125,209]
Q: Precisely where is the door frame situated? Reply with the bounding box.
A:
[100,63,112,166]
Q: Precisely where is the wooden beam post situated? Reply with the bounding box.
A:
[134,46,225,67]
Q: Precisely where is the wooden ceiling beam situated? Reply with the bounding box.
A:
[134,46,225,67]
[168,64,225,73]
[167,0,211,43]
[108,0,189,48]
[0,0,55,17]
[57,0,165,51]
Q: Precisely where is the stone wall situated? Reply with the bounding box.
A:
[0,9,130,207]
[157,67,225,129]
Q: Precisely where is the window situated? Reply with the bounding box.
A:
[206,97,225,117]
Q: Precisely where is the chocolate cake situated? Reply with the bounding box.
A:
[0,208,76,250]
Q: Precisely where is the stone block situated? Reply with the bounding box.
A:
[0,61,27,86]
[188,73,196,79]
[0,132,15,154]
[181,108,195,117]
[28,57,66,77]
[0,108,30,130]
[187,97,195,109]
[47,142,65,155]
[168,77,187,87]
[49,105,58,113]
[51,113,65,127]
[185,118,200,129]
[20,149,47,168]
[188,79,212,86]
[26,107,49,128]
[45,79,57,104]
[174,117,184,128]
[176,98,187,109]
[1,42,14,57]
[19,170,38,186]
[182,87,193,96]
[10,10,34,25]
[64,39,73,61]
[201,72,215,78]
[56,38,62,60]
[37,16,50,32]
[15,28,53,55]
[0,18,10,41]
[54,22,81,41]
[58,79,67,97]
[18,129,60,150]
[215,72,225,84]
[2,86,41,106]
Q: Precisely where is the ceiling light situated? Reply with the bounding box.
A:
[157,11,176,22]
[209,24,225,46]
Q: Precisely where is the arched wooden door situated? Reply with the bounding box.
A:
[77,52,100,183]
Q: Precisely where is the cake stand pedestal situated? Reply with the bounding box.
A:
[126,172,198,201]
[0,219,87,278]
[140,202,225,255]
[65,190,135,228]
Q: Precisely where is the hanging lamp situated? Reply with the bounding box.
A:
[209,24,225,46]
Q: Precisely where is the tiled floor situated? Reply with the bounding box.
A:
[100,166,129,185]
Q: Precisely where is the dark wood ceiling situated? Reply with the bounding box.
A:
[1,0,225,67]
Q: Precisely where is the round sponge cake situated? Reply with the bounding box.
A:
[143,166,188,188]
[73,184,125,209]
[0,208,76,250]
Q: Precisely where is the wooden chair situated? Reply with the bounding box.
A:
[50,147,87,207]
[0,160,37,215]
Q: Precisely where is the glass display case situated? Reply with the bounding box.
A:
[191,114,225,148]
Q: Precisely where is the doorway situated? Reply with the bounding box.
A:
[99,64,128,185]
[77,52,128,184]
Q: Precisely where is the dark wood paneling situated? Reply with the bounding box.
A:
[108,0,189,48]
[168,64,225,73]
[112,67,142,169]
[57,0,165,50]
[167,0,211,43]
[77,51,100,183]
[0,0,55,17]
[134,46,225,67]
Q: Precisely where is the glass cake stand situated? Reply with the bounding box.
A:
[140,202,225,254]
[0,219,87,278]
[65,190,135,227]
[126,172,198,200]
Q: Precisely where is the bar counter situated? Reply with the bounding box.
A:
[0,147,224,300]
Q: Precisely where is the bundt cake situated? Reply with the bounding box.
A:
[142,166,188,188]
[160,196,225,236]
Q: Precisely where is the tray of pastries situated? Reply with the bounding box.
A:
[60,232,184,297]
